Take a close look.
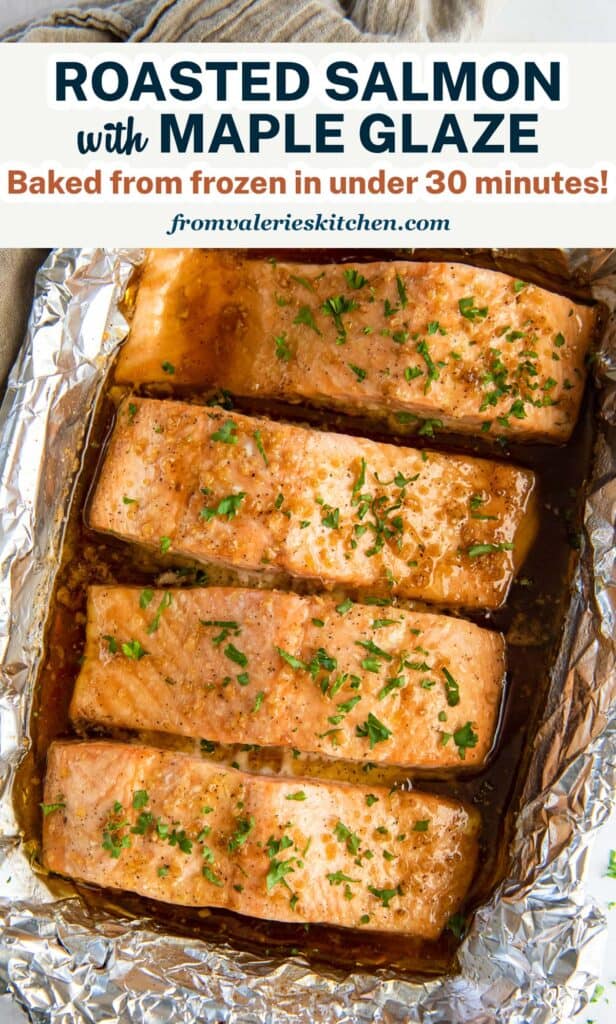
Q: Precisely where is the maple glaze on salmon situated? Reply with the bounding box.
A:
[89,399,537,610]
[43,740,480,938]
[71,586,505,769]
[116,250,596,443]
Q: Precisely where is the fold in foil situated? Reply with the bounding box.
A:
[0,248,614,1024]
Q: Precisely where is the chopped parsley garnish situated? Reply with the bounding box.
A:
[157,865,169,878]
[103,634,118,654]
[202,866,223,886]
[344,268,369,290]
[404,366,423,382]
[228,815,255,852]
[554,332,565,348]
[265,834,299,892]
[513,280,527,293]
[453,721,479,759]
[274,333,292,361]
[322,507,340,529]
[348,363,367,382]
[291,274,315,292]
[417,418,442,437]
[132,789,149,810]
[606,850,616,879]
[122,495,137,505]
[224,643,248,668]
[365,794,379,807]
[200,492,246,522]
[442,668,460,707]
[395,274,408,309]
[252,690,265,713]
[334,821,361,855]
[161,361,175,375]
[139,588,154,609]
[446,912,466,938]
[146,591,173,635]
[467,542,514,558]
[336,598,353,615]
[211,419,238,444]
[367,884,402,908]
[160,536,172,554]
[416,339,439,392]
[40,798,65,816]
[327,871,359,885]
[356,713,392,748]
[276,647,307,671]
[458,296,488,321]
[377,676,405,700]
[121,640,147,660]
[293,305,321,335]
[127,402,137,422]
[253,430,268,465]
[413,819,430,832]
[427,321,447,335]
[321,295,357,344]
[285,791,307,801]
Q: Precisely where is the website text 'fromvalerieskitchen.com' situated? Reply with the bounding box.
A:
[164,211,452,235]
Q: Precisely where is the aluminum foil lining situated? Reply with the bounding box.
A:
[0,247,615,1024]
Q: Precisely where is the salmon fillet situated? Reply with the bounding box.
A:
[89,398,537,609]
[71,586,505,769]
[43,740,480,937]
[116,249,596,443]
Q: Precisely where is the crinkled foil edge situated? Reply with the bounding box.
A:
[0,248,614,1024]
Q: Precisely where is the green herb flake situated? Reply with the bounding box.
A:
[121,639,147,661]
[413,819,430,832]
[458,296,488,322]
[356,713,392,749]
[139,588,154,609]
[40,798,65,816]
[293,305,322,335]
[122,495,137,505]
[285,791,307,801]
[224,643,248,668]
[211,419,238,444]
[103,634,118,654]
[336,598,353,615]
[454,721,479,760]
[157,865,169,878]
[442,667,460,707]
[396,274,408,309]
[228,815,255,852]
[344,268,369,290]
[161,361,175,375]
[132,789,149,810]
[253,430,268,466]
[467,542,514,558]
[513,280,527,293]
[200,492,246,523]
[348,363,367,382]
[274,333,292,361]
[327,870,359,885]
[365,794,379,807]
[160,535,172,554]
[252,690,265,713]
[367,884,402,908]
[446,912,466,939]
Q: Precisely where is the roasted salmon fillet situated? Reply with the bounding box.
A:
[116,249,596,443]
[89,399,537,609]
[71,586,504,769]
[43,740,480,937]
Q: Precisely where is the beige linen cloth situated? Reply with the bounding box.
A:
[0,0,490,389]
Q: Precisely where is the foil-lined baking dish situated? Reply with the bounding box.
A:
[0,247,614,1023]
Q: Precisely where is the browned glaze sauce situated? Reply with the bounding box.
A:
[13,250,598,979]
